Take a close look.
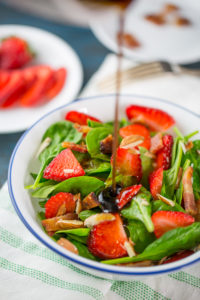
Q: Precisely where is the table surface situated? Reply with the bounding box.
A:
[0,3,110,187]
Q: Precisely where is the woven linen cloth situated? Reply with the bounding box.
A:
[0,54,200,299]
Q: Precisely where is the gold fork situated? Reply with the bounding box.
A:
[97,61,200,92]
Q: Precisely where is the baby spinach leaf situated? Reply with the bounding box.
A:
[56,228,90,236]
[68,239,98,261]
[152,200,185,213]
[84,159,111,175]
[79,209,100,221]
[127,220,155,253]
[139,147,153,188]
[102,222,200,264]
[37,211,45,221]
[67,234,88,244]
[161,140,183,199]
[32,176,105,199]
[121,187,154,232]
[86,127,112,161]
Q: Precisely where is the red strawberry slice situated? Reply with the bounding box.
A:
[20,65,54,107]
[149,167,163,199]
[162,250,194,264]
[119,124,151,150]
[156,135,173,170]
[0,36,33,69]
[45,192,76,219]
[43,149,85,181]
[126,105,175,131]
[112,147,142,180]
[65,111,101,125]
[0,71,10,89]
[116,184,142,209]
[152,211,195,238]
[150,133,163,154]
[45,68,67,100]
[88,213,128,259]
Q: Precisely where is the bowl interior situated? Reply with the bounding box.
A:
[8,94,200,277]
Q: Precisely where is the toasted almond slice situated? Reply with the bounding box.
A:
[57,238,79,255]
[56,203,67,217]
[82,192,100,210]
[74,193,82,214]
[144,151,156,159]
[183,166,198,216]
[157,194,175,207]
[197,150,200,155]
[120,135,144,149]
[56,220,84,229]
[195,200,200,222]
[74,123,91,134]
[42,213,78,232]
[117,260,153,267]
[124,241,136,257]
[84,213,115,228]
[185,141,194,151]
[141,199,149,206]
[35,137,51,158]
[62,141,88,153]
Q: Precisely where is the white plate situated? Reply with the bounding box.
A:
[0,25,83,133]
[90,0,200,64]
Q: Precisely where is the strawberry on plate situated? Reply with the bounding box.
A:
[88,213,128,259]
[156,135,173,170]
[162,250,194,264]
[0,36,33,70]
[126,105,175,131]
[116,184,142,209]
[0,71,10,89]
[65,111,101,125]
[152,211,195,238]
[43,148,85,181]
[119,124,151,150]
[45,192,76,219]
[45,68,67,100]
[113,147,142,180]
[149,167,163,199]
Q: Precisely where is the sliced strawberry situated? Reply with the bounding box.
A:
[112,147,142,180]
[45,192,75,219]
[162,250,194,264]
[45,68,67,100]
[126,105,175,131]
[150,133,163,154]
[20,65,54,107]
[88,213,128,259]
[0,36,33,70]
[156,135,173,170]
[152,211,195,238]
[116,184,142,209]
[43,148,85,181]
[65,111,101,125]
[0,71,24,106]
[149,167,163,199]
[0,71,10,89]
[119,124,151,150]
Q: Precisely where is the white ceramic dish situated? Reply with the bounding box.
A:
[8,94,200,280]
[90,0,200,64]
[0,25,83,133]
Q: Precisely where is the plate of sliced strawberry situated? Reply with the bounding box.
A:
[0,25,83,133]
[8,95,200,278]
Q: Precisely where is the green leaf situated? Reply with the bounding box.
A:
[84,159,111,175]
[86,127,112,161]
[79,209,99,221]
[32,176,105,199]
[152,200,185,213]
[161,140,183,199]
[68,239,98,261]
[56,228,90,236]
[139,147,153,188]
[102,222,200,264]
[127,220,155,253]
[37,211,45,221]
[121,187,154,232]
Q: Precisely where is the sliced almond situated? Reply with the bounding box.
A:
[124,241,136,257]
[82,192,100,210]
[56,203,67,217]
[144,151,156,159]
[74,123,91,135]
[42,213,78,232]
[74,193,82,214]
[120,135,144,149]
[35,137,51,158]
[183,166,197,216]
[56,220,84,229]
[84,213,115,228]
[117,260,153,267]
[62,141,88,153]
[157,194,175,207]
[150,132,163,154]
[141,199,149,206]
[57,238,79,255]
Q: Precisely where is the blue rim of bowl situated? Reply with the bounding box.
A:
[8,94,200,276]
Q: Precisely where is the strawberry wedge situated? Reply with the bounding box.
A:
[126,105,175,131]
[119,124,151,149]
[116,184,142,209]
[149,167,163,199]
[65,111,101,125]
[43,149,85,181]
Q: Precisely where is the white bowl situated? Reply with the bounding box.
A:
[8,94,200,280]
